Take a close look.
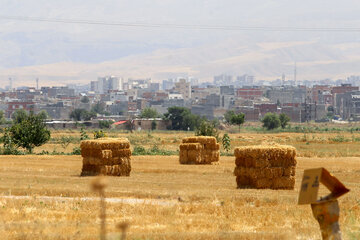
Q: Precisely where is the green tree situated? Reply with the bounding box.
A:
[222,133,231,152]
[80,96,90,103]
[91,102,106,114]
[151,120,157,130]
[70,109,96,121]
[70,109,84,121]
[224,110,235,124]
[140,107,160,118]
[82,111,97,121]
[38,110,49,120]
[279,113,290,129]
[261,113,281,130]
[98,120,114,129]
[0,110,6,124]
[9,112,51,153]
[11,109,28,124]
[195,121,219,140]
[230,113,245,132]
[2,127,18,154]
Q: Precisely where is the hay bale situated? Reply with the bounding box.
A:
[283,166,296,177]
[179,137,219,165]
[272,177,295,190]
[179,143,203,164]
[233,167,284,179]
[80,138,131,176]
[234,144,296,167]
[234,144,297,190]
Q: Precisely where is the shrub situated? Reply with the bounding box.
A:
[279,113,290,129]
[80,127,90,140]
[195,121,219,141]
[99,120,114,129]
[71,147,81,155]
[133,145,146,155]
[261,113,281,130]
[93,130,107,139]
[222,133,231,152]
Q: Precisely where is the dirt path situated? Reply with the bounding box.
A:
[0,195,178,206]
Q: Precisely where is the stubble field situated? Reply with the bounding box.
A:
[0,153,359,239]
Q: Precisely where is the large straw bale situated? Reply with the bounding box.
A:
[179,137,219,164]
[182,136,217,149]
[179,150,188,164]
[236,176,252,187]
[234,144,296,167]
[235,157,270,168]
[81,158,131,176]
[283,167,296,177]
[234,167,284,179]
[179,143,203,151]
[272,177,295,189]
[187,150,202,164]
[234,144,297,190]
[80,138,131,176]
[80,138,130,151]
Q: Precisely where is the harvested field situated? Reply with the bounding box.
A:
[0,155,359,239]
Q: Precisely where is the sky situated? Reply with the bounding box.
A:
[1,0,360,86]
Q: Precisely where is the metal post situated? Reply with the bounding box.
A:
[311,200,342,240]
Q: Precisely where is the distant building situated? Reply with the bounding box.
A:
[214,74,232,86]
[6,101,35,118]
[220,85,235,95]
[236,75,255,87]
[237,88,263,100]
[334,91,360,120]
[91,76,122,93]
[162,79,175,90]
[174,79,191,100]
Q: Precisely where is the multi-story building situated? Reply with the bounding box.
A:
[214,74,233,86]
[334,91,360,120]
[91,76,122,93]
[174,79,191,100]
[237,87,263,100]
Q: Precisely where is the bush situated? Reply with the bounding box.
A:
[71,147,81,155]
[132,145,176,156]
[93,130,107,139]
[80,127,90,140]
[261,113,281,130]
[222,134,231,152]
[195,121,219,141]
[132,145,146,155]
[98,120,114,129]
[279,113,290,129]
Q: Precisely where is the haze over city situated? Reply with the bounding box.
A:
[1,0,360,87]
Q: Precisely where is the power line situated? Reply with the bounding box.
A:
[1,15,360,32]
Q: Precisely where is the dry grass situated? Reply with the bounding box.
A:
[0,155,359,239]
[28,129,360,158]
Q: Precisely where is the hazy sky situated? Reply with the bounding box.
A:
[1,0,360,85]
